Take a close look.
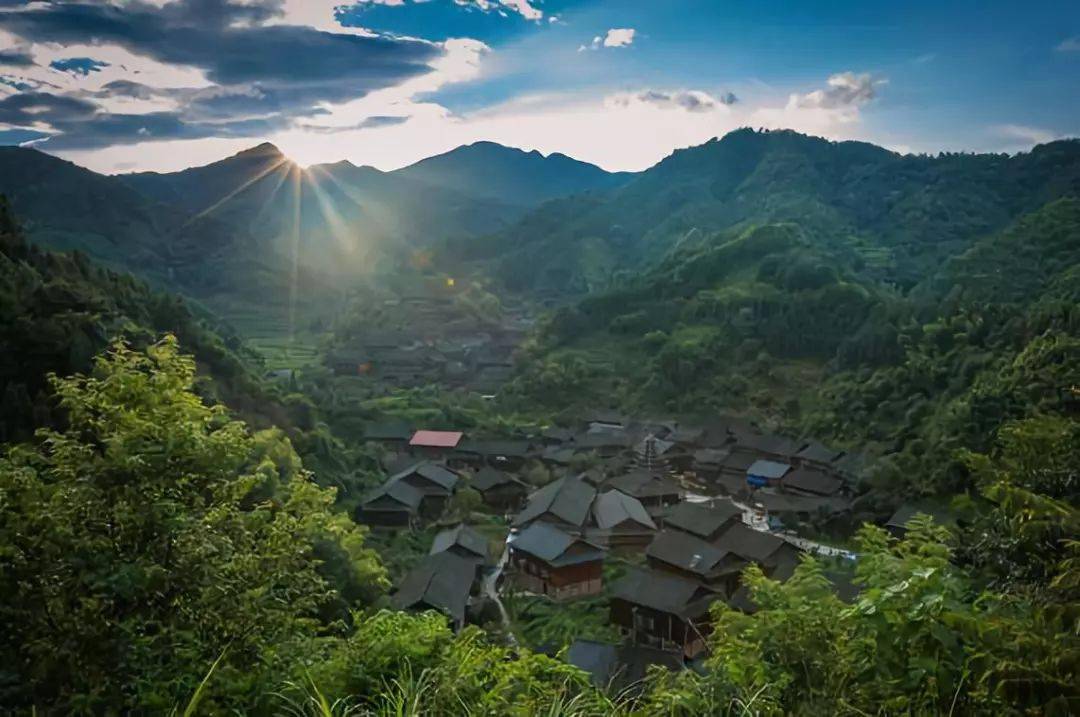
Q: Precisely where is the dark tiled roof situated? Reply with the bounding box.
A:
[390,462,460,492]
[885,504,952,530]
[510,521,605,567]
[592,490,656,530]
[471,467,525,492]
[781,467,844,497]
[575,431,633,450]
[794,440,844,464]
[514,475,596,528]
[605,471,681,500]
[610,567,719,618]
[392,551,476,625]
[430,524,489,560]
[692,448,730,466]
[746,459,792,480]
[566,641,683,691]
[754,491,850,515]
[457,439,531,458]
[734,432,800,457]
[713,523,790,564]
[664,500,742,539]
[541,426,575,443]
[646,530,727,577]
[361,478,424,510]
[719,451,757,472]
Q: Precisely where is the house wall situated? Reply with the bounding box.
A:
[510,553,603,600]
[355,507,412,528]
[479,485,525,511]
[609,598,708,660]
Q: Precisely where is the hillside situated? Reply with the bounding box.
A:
[393,140,635,206]
[0,146,260,289]
[505,197,1080,503]
[464,129,1080,293]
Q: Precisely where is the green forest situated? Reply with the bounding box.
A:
[2,127,1079,714]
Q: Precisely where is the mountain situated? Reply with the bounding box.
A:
[392,141,636,207]
[465,129,1080,293]
[0,145,256,289]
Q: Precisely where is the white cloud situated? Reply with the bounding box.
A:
[451,0,543,21]
[602,28,636,47]
[993,124,1063,150]
[790,71,883,110]
[1055,36,1080,52]
[580,28,637,51]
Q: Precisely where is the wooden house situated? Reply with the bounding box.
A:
[356,479,424,528]
[609,567,720,659]
[645,530,737,589]
[661,500,743,542]
[603,470,682,519]
[589,489,657,549]
[454,439,532,470]
[408,430,464,459]
[389,462,460,517]
[780,466,845,497]
[470,467,528,511]
[565,640,683,693]
[392,551,477,631]
[711,522,802,582]
[513,474,597,532]
[792,440,845,471]
[745,459,792,489]
[509,522,606,600]
[430,523,490,564]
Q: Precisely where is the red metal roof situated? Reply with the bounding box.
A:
[409,430,464,448]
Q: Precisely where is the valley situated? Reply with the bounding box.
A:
[1,129,1077,715]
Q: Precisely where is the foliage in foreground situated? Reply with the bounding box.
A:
[0,337,386,713]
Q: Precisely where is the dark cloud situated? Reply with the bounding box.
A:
[0,0,443,149]
[297,114,409,133]
[620,89,736,113]
[0,49,34,67]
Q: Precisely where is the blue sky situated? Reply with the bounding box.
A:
[0,0,1076,173]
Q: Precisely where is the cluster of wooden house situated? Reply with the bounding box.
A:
[326,282,528,394]
[355,413,956,690]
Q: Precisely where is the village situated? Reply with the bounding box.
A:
[355,411,926,691]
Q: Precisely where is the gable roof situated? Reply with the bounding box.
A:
[746,459,792,480]
[575,431,632,450]
[513,474,596,528]
[646,530,728,577]
[719,451,757,472]
[391,551,475,625]
[794,440,844,464]
[566,640,683,691]
[714,522,791,564]
[592,490,657,530]
[390,462,459,492]
[510,521,605,567]
[430,524,489,561]
[885,504,952,530]
[610,567,719,618]
[781,467,844,496]
[410,430,464,448]
[664,500,742,539]
[471,467,525,492]
[605,471,681,500]
[734,432,800,457]
[456,439,531,458]
[361,478,424,510]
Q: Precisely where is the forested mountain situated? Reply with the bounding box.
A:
[393,140,635,206]
[462,129,1080,293]
[0,146,261,289]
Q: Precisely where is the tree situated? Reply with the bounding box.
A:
[0,336,387,713]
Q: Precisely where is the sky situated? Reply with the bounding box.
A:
[0,0,1077,174]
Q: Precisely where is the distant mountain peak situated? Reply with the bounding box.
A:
[234,142,285,160]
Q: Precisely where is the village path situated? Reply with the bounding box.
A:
[483,541,517,645]
[684,490,857,561]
